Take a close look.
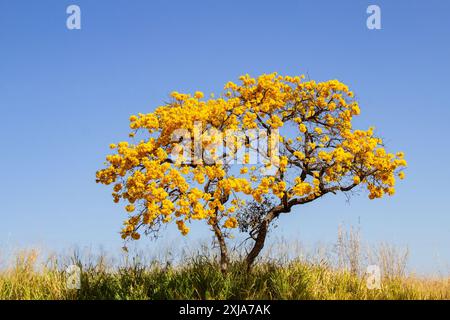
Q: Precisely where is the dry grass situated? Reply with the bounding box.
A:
[0,228,448,300]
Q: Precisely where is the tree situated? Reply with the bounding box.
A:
[96,73,407,273]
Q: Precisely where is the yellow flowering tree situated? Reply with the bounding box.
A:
[96,73,406,273]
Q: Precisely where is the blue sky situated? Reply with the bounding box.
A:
[0,0,449,274]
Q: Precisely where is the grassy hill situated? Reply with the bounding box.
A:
[1,248,448,300]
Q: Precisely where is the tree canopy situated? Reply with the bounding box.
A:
[96,73,406,271]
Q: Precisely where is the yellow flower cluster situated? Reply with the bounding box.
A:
[176,220,190,235]
[293,178,313,196]
[267,115,284,129]
[96,73,407,241]
[223,217,238,228]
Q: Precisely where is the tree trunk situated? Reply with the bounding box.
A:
[245,191,331,272]
[245,210,277,272]
[213,224,229,274]
[245,223,268,272]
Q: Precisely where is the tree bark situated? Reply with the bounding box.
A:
[244,177,362,272]
[245,210,278,272]
[213,224,229,274]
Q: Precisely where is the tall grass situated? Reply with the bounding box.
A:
[0,228,449,300]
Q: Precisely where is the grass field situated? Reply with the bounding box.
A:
[1,234,449,300]
[0,252,449,300]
